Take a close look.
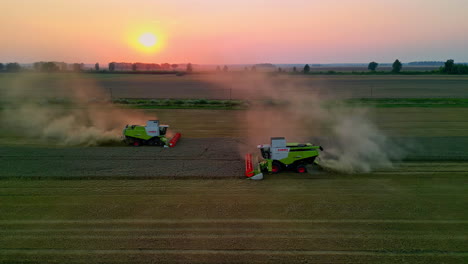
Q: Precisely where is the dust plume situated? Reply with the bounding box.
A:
[317,108,402,173]
[0,73,153,146]
[203,72,403,173]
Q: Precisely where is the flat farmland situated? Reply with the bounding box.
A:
[1,73,468,263]
[306,65,441,72]
[1,138,468,179]
[1,106,467,263]
[99,74,468,99]
[1,73,468,100]
[0,173,467,264]
[153,107,468,138]
[2,107,468,161]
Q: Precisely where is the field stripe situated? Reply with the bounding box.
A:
[1,171,467,180]
[1,234,466,240]
[1,227,465,234]
[2,194,466,198]
[0,156,242,161]
[1,219,467,224]
[0,249,467,257]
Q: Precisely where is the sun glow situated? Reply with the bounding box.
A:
[127,26,166,54]
[139,33,157,47]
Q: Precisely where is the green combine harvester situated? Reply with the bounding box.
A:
[123,120,181,147]
[245,137,323,180]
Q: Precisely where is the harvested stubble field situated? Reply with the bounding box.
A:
[2,73,468,100]
[0,73,467,263]
[1,137,468,179]
[0,138,244,178]
[1,116,467,263]
[0,173,467,263]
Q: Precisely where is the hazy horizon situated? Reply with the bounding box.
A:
[8,62,457,67]
[2,0,468,64]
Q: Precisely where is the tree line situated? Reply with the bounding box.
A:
[439,59,468,74]
[1,60,467,74]
[366,59,468,74]
[216,59,464,74]
[0,63,22,72]
[108,62,192,72]
[366,60,402,73]
[0,62,85,72]
[0,61,189,73]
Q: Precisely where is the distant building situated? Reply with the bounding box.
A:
[71,63,84,72]
[109,62,133,71]
[108,62,163,71]
[32,61,68,72]
[133,63,161,71]
[58,62,67,71]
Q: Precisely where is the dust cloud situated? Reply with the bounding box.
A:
[0,73,153,146]
[317,108,402,173]
[203,72,403,173]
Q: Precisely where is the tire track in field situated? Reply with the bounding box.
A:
[2,234,466,240]
[1,248,467,257]
[1,219,467,224]
[0,227,464,234]
[0,155,241,161]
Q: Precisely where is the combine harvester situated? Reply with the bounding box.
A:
[245,137,323,180]
[123,120,181,147]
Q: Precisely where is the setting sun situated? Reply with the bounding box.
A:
[127,26,166,54]
[139,33,157,47]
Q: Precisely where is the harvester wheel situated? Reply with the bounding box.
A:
[148,138,157,146]
[296,165,307,173]
[148,137,163,146]
[271,161,282,174]
[133,140,141,147]
[155,138,164,146]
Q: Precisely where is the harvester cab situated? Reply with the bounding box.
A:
[245,137,323,180]
[123,120,181,147]
[145,120,168,137]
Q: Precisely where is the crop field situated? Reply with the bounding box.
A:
[1,173,467,264]
[304,65,441,72]
[1,73,468,100]
[1,73,467,263]
[93,74,468,100]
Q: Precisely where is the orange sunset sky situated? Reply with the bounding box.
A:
[1,0,468,64]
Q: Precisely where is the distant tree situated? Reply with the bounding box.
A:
[42,62,59,72]
[251,66,256,72]
[186,63,193,73]
[278,67,282,72]
[33,62,43,71]
[392,59,402,73]
[442,59,454,73]
[95,63,99,71]
[223,65,228,72]
[171,64,178,71]
[109,62,115,72]
[292,66,297,72]
[303,64,310,73]
[216,66,221,71]
[0,63,4,71]
[72,63,82,72]
[368,61,378,71]
[59,62,67,71]
[6,63,21,72]
[161,63,171,70]
[132,63,137,71]
[451,64,468,74]
[440,59,468,74]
